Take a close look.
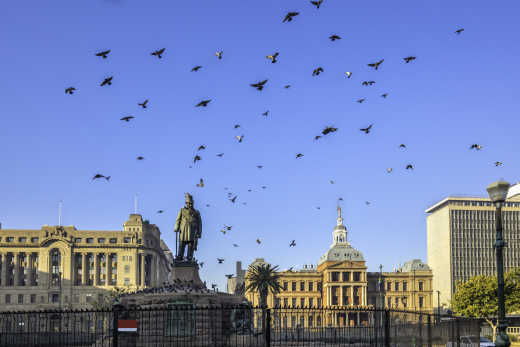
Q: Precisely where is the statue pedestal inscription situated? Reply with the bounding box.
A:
[171,260,204,286]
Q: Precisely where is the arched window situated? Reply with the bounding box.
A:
[50,249,62,287]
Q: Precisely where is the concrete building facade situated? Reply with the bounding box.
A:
[0,213,172,311]
[426,195,520,308]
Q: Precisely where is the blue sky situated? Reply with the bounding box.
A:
[1,0,519,291]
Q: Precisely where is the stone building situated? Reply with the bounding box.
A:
[426,194,520,307]
[0,213,172,311]
[226,261,246,295]
[245,205,433,327]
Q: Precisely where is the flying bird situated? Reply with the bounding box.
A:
[120,116,135,122]
[216,153,224,157]
[138,99,148,108]
[289,240,296,247]
[196,99,211,107]
[330,180,334,184]
[235,135,244,143]
[387,168,393,173]
[406,164,414,171]
[365,201,371,206]
[151,48,165,59]
[296,153,304,158]
[455,28,465,34]
[314,135,322,141]
[250,79,268,91]
[257,165,263,169]
[262,111,269,117]
[284,84,291,89]
[233,243,239,247]
[157,210,164,214]
[368,59,384,70]
[312,67,324,76]
[194,155,201,163]
[215,51,223,60]
[65,87,76,95]
[191,65,202,72]
[95,50,111,59]
[256,238,262,245]
[381,93,388,98]
[329,34,341,41]
[266,52,279,63]
[230,196,237,203]
[234,124,240,129]
[345,72,352,78]
[310,0,323,8]
[198,261,204,268]
[403,56,416,63]
[357,98,366,103]
[283,12,299,23]
[470,144,482,150]
[261,186,267,189]
[100,76,113,86]
[360,124,373,134]
[495,161,503,167]
[136,156,144,160]
[217,258,224,264]
[322,126,338,135]
[316,207,320,210]
[362,81,376,86]
[225,274,233,279]
[198,145,206,151]
[92,174,109,181]
[399,144,406,149]
[196,178,204,188]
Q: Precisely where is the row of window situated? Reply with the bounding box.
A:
[330,271,362,282]
[386,281,424,292]
[2,290,132,305]
[282,281,322,292]
[0,236,135,244]
[450,201,520,208]
[274,297,322,308]
[385,296,424,308]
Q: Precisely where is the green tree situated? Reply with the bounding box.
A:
[246,263,282,307]
[451,268,520,341]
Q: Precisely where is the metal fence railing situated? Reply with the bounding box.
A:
[0,306,481,347]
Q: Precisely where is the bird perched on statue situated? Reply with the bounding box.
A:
[266,52,279,63]
[289,240,296,247]
[215,51,223,60]
[250,79,268,91]
[217,258,224,264]
[310,0,323,8]
[100,76,113,86]
[368,59,384,70]
[296,153,304,159]
[65,87,76,95]
[120,116,135,122]
[322,126,337,135]
[93,174,110,181]
[138,99,148,108]
[196,99,211,107]
[329,34,341,41]
[362,81,376,86]
[151,48,165,59]
[470,144,482,150]
[191,65,202,72]
[403,56,416,63]
[360,124,373,134]
[312,67,324,76]
[95,50,111,59]
[196,178,204,188]
[283,12,299,22]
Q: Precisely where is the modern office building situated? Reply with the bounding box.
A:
[245,205,433,327]
[0,213,173,311]
[426,194,520,307]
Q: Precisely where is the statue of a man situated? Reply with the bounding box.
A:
[174,193,202,261]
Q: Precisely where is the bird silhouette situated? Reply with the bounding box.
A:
[406,164,414,171]
[215,51,223,60]
[345,72,352,78]
[314,135,322,141]
[138,99,148,108]
[151,48,165,59]
[470,144,482,150]
[455,28,464,35]
[381,93,388,98]
[316,207,320,210]
[289,240,296,247]
[403,56,416,63]
[250,79,268,91]
[284,84,291,89]
[283,12,299,22]
[65,87,76,95]
[198,145,206,151]
[322,126,338,135]
[191,65,202,72]
[399,144,406,149]
[262,111,269,117]
[296,153,304,158]
[157,210,164,214]
[230,196,237,203]
[257,165,263,169]
[310,0,323,8]
[225,274,233,279]
[256,238,262,244]
[368,59,384,70]
[234,124,240,129]
[120,116,135,122]
[95,50,111,59]
[100,77,113,86]
[217,258,224,264]
[136,156,144,160]
[266,52,279,63]
[357,98,366,103]
[360,124,373,134]
[288,267,294,272]
[261,186,267,189]
[387,168,393,173]
[196,178,204,188]
[312,67,324,76]
[236,135,244,143]
[233,243,239,247]
[216,153,224,157]
[329,34,341,41]
[495,161,503,167]
[196,99,211,107]
[365,201,371,205]
[194,155,201,163]
[362,81,376,86]
[93,174,110,181]
[330,180,334,184]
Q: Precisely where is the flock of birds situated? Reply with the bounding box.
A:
[60,1,501,273]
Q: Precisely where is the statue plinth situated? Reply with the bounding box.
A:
[171,260,204,286]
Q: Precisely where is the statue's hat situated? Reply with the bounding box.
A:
[185,193,193,203]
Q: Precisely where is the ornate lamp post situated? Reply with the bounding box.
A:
[486,180,511,347]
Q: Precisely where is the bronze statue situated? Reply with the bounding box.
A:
[174,193,202,261]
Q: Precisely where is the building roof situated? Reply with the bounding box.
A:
[401,259,431,272]
[425,193,520,213]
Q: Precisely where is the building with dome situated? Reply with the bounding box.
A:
[244,204,433,327]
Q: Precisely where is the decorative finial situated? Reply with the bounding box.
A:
[336,200,343,226]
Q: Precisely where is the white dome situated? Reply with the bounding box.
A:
[319,244,364,264]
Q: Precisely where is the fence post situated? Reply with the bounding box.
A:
[456,318,460,347]
[427,314,432,347]
[112,305,119,347]
[384,309,390,347]
[418,313,423,346]
[265,308,271,347]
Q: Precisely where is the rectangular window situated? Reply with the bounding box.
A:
[109,238,117,244]
[419,297,424,308]
[317,298,321,307]
[5,294,11,304]
[86,294,93,303]
[292,298,296,307]
[418,282,423,291]
[283,298,288,307]
[18,294,23,304]
[124,265,130,274]
[74,294,80,303]
[74,238,82,243]
[18,237,27,243]
[40,296,45,303]
[308,282,313,291]
[342,272,350,282]
[6,237,13,243]
[124,278,130,286]
[300,281,305,291]
[309,316,314,327]
[291,282,296,291]
[98,238,106,244]
[387,282,391,291]
[395,282,399,291]
[353,272,361,281]
[403,281,407,291]
[387,297,391,307]
[283,281,288,291]
[317,282,322,292]
[51,293,60,303]
[123,237,131,243]
[395,297,399,307]
[86,238,94,244]
[331,272,339,281]
[309,298,314,307]
[31,237,39,243]
[300,298,305,307]
[30,294,36,303]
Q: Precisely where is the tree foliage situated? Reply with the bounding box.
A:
[245,263,282,307]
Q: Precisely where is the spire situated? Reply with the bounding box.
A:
[333,200,348,245]
[336,200,344,226]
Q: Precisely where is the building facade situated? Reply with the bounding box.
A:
[245,205,433,327]
[0,213,172,311]
[226,261,246,295]
[426,195,520,308]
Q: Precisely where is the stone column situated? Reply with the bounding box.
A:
[27,253,33,286]
[82,253,88,285]
[151,255,156,287]
[0,254,5,287]
[339,285,343,307]
[140,253,145,287]
[13,253,20,286]
[351,286,354,306]
[106,254,111,286]
[94,253,99,286]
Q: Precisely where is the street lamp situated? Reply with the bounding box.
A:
[486,180,511,347]
[436,290,441,324]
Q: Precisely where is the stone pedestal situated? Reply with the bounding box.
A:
[171,260,203,286]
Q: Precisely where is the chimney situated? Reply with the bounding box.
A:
[236,261,242,277]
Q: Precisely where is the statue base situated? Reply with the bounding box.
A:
[171,260,204,287]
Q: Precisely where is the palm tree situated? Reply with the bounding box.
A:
[246,263,282,332]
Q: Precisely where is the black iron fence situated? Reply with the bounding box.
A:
[0,306,480,347]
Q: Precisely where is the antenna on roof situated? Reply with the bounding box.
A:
[58,200,63,226]
[134,194,138,214]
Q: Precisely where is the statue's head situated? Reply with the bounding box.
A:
[185,193,194,208]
